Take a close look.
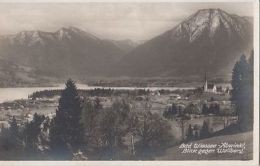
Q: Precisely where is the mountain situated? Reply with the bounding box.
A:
[0,57,57,87]
[116,9,253,77]
[0,26,126,76]
[0,9,254,80]
[104,39,138,53]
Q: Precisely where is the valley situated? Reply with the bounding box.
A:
[0,5,255,161]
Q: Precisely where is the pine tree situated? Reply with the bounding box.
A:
[171,103,178,115]
[200,120,210,138]
[49,79,84,159]
[23,113,45,152]
[232,58,243,103]
[81,98,99,145]
[248,50,254,68]
[9,116,19,138]
[202,104,208,115]
[231,54,253,131]
[186,124,193,141]
[248,50,254,126]
[9,116,20,148]
[94,97,102,111]
[194,131,199,139]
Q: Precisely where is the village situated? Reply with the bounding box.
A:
[0,73,235,143]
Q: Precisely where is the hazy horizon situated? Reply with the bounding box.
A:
[0,2,254,41]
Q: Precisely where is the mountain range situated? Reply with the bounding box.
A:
[0,8,253,83]
[0,27,136,77]
[116,8,253,77]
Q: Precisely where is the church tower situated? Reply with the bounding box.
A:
[203,72,208,92]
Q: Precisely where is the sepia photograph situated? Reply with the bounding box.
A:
[0,0,258,165]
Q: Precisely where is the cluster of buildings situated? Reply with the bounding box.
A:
[203,73,230,94]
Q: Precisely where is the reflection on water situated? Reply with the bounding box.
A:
[0,84,194,103]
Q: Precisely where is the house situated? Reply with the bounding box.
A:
[216,86,223,93]
[203,73,217,93]
[169,94,181,100]
[206,83,217,93]
[0,121,9,130]
[151,91,160,96]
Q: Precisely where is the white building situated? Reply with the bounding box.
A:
[203,73,217,93]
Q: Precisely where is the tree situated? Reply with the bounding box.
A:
[49,79,84,159]
[93,97,103,111]
[186,124,193,141]
[202,104,209,115]
[0,116,21,150]
[231,54,253,131]
[9,116,20,148]
[23,113,45,152]
[184,103,200,114]
[248,50,254,68]
[208,103,220,115]
[43,116,50,133]
[163,103,180,120]
[167,103,178,118]
[194,130,199,139]
[97,98,132,159]
[171,103,178,114]
[214,104,220,115]
[200,120,210,138]
[81,98,102,148]
[134,111,174,159]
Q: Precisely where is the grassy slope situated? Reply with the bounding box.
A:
[156,131,253,160]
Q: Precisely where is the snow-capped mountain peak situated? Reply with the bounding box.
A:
[4,30,47,46]
[55,26,100,41]
[56,27,73,40]
[118,8,253,77]
[173,8,251,43]
[0,26,103,47]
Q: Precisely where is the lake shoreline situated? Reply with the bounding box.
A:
[0,85,196,103]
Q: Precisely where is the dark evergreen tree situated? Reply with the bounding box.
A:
[231,54,253,131]
[208,103,220,115]
[214,104,220,115]
[208,104,214,114]
[202,104,208,115]
[49,79,84,159]
[248,50,254,123]
[23,113,45,152]
[184,103,200,114]
[94,97,102,111]
[171,103,178,115]
[194,131,199,139]
[43,116,50,133]
[186,124,193,141]
[248,50,254,68]
[200,120,210,138]
[9,116,20,148]
[163,103,178,120]
[163,108,174,120]
[81,98,100,146]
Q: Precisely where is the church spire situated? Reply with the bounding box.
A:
[204,72,208,92]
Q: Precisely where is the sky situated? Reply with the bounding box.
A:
[0,2,254,41]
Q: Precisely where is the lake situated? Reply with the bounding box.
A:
[0,84,194,103]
